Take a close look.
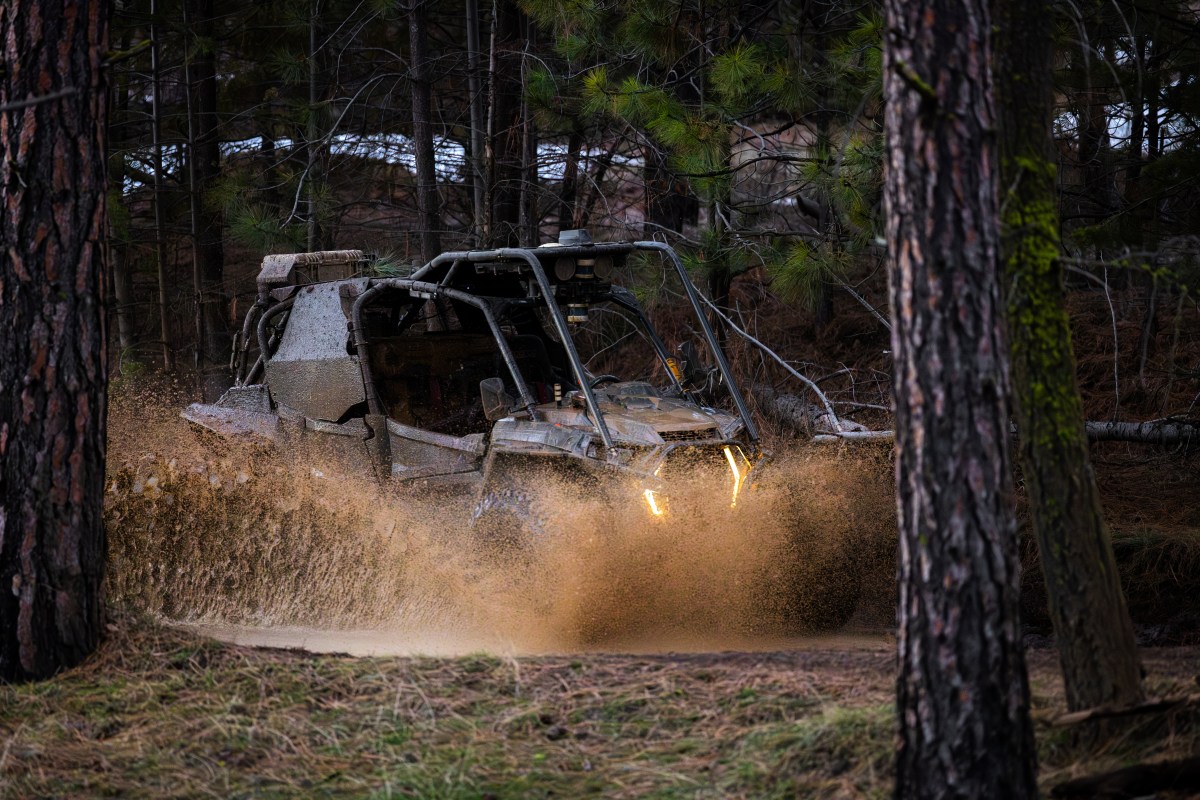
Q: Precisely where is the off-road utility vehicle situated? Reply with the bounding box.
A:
[183,232,766,531]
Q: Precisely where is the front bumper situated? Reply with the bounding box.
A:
[637,442,768,519]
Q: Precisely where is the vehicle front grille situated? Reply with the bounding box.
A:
[660,427,719,442]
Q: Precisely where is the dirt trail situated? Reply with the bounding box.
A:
[105,384,898,656]
[179,620,892,657]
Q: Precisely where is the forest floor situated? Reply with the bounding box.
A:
[1,613,1198,799]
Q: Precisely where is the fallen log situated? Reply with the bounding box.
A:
[755,388,868,438]
[1084,419,1198,446]
[1049,694,1200,727]
[810,418,1199,447]
[811,430,896,443]
[755,388,819,436]
[1051,756,1200,799]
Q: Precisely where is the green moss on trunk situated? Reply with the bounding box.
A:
[996,0,1144,713]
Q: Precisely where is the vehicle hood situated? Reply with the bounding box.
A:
[532,388,741,445]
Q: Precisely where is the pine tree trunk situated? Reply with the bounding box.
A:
[1075,11,1117,227]
[465,0,486,243]
[191,0,231,399]
[408,0,442,261]
[882,0,1038,796]
[518,20,539,247]
[485,0,524,247]
[109,239,136,360]
[306,0,325,252]
[109,6,136,360]
[0,0,109,681]
[150,0,174,370]
[994,0,1144,713]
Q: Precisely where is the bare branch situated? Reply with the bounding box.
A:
[690,289,844,431]
[0,86,78,113]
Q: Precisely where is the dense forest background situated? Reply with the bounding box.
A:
[107,0,1200,432]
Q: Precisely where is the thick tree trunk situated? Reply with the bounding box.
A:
[882,0,1038,796]
[408,0,442,262]
[994,0,1144,714]
[0,0,109,681]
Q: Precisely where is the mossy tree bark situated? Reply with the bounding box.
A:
[0,0,109,681]
[882,0,1038,796]
[994,0,1144,712]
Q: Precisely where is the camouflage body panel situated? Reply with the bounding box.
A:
[264,280,367,422]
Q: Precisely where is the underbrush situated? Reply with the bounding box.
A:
[1020,524,1200,642]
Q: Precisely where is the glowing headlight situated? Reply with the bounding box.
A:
[723,445,750,508]
[643,488,666,517]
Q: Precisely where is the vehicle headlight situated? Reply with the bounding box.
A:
[643,488,666,517]
[723,445,751,508]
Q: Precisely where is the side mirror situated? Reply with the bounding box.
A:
[480,377,514,421]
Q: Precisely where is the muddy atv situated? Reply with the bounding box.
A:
[185,230,762,516]
[182,232,856,628]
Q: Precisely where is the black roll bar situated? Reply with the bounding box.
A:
[633,242,760,442]
[497,249,615,450]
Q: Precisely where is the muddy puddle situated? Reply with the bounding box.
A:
[105,385,897,656]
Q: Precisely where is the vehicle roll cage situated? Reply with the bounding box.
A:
[347,242,759,450]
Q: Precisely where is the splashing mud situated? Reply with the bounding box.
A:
[105,382,896,655]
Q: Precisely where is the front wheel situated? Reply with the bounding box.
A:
[469,486,547,553]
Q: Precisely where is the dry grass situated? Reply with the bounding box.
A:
[0,614,897,799]
[2,615,1197,799]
